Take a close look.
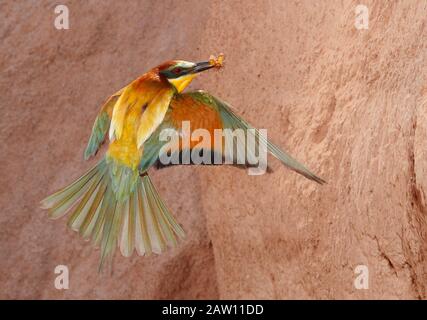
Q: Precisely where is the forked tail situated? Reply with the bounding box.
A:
[41,158,185,270]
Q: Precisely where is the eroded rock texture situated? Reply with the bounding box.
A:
[0,0,426,299]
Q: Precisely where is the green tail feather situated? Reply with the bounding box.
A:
[41,158,185,270]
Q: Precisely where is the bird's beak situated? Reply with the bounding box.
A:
[192,61,214,74]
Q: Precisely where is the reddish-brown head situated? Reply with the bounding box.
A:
[153,60,215,93]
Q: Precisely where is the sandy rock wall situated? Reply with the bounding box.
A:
[199,0,427,299]
[0,0,426,299]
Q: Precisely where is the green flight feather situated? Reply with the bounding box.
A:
[84,111,110,160]
[119,194,135,257]
[42,156,185,271]
[138,119,172,172]
[40,161,103,219]
[140,90,324,184]
[107,157,139,202]
[84,91,123,160]
[186,90,326,184]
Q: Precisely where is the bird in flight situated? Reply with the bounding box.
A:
[41,55,325,269]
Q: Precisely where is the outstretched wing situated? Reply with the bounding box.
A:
[84,88,124,160]
[140,90,325,184]
[139,91,224,172]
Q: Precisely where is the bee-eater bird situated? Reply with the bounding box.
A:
[41,55,325,268]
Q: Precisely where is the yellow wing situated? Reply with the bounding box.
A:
[108,76,174,150]
[136,89,175,148]
[109,85,148,141]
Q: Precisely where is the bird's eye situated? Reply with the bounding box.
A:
[173,67,182,74]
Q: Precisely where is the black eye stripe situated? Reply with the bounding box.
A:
[160,65,190,79]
